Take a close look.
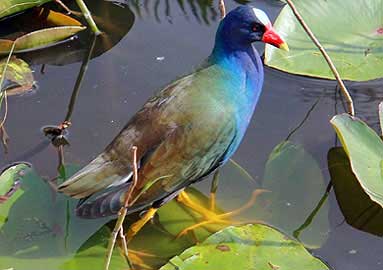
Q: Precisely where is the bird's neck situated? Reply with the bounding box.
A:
[210,37,263,81]
[209,36,265,148]
[209,37,264,103]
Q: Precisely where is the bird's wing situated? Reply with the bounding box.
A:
[59,64,239,216]
[58,74,192,199]
[74,122,237,219]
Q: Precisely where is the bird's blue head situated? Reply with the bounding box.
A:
[214,5,288,53]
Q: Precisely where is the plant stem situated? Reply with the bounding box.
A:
[379,102,383,137]
[104,146,138,270]
[75,0,101,35]
[293,181,332,240]
[64,34,97,123]
[285,0,354,116]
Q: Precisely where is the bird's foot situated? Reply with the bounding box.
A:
[124,248,157,270]
[126,207,158,242]
[175,189,268,238]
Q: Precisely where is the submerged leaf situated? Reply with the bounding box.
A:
[160,224,330,270]
[265,0,383,81]
[259,141,329,248]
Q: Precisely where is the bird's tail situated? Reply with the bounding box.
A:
[75,182,130,218]
[58,154,131,199]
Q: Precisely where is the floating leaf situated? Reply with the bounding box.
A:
[0,0,52,19]
[0,56,34,95]
[0,165,112,270]
[331,114,383,207]
[328,147,383,237]
[0,163,30,229]
[35,8,82,27]
[160,224,330,270]
[16,0,135,66]
[0,26,86,55]
[265,0,383,81]
[61,226,127,270]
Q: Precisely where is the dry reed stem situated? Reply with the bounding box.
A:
[219,0,226,19]
[105,146,138,270]
[285,0,354,116]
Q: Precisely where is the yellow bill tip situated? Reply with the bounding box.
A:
[279,42,289,52]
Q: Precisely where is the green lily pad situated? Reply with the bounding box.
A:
[328,147,383,237]
[0,56,34,95]
[265,0,383,81]
[331,113,383,207]
[0,0,52,19]
[0,26,86,55]
[160,224,330,270]
[0,163,30,228]
[0,164,113,270]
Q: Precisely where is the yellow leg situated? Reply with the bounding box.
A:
[126,208,158,242]
[209,170,220,211]
[176,189,267,238]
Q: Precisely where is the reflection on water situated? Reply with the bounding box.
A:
[1,0,383,270]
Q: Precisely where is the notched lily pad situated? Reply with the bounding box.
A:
[160,224,330,270]
[331,113,383,207]
[265,0,383,81]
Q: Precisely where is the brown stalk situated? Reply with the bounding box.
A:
[219,0,226,19]
[285,0,354,116]
[104,146,138,270]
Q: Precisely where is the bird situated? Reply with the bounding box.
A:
[58,5,288,239]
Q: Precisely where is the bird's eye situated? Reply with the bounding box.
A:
[252,23,264,32]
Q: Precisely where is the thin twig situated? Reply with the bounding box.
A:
[105,146,138,270]
[0,92,8,128]
[218,0,226,19]
[0,126,9,153]
[285,0,354,116]
[55,0,73,14]
[75,0,102,35]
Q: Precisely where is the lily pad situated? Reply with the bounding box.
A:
[0,56,34,95]
[0,26,86,55]
[265,0,383,81]
[0,164,113,270]
[0,163,30,228]
[331,114,383,207]
[0,0,51,19]
[328,147,383,237]
[160,224,330,270]
[331,113,383,207]
[258,141,329,248]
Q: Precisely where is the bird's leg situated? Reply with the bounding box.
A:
[176,189,267,238]
[209,170,220,211]
[126,208,158,242]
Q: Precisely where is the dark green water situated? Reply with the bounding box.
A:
[1,0,383,269]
